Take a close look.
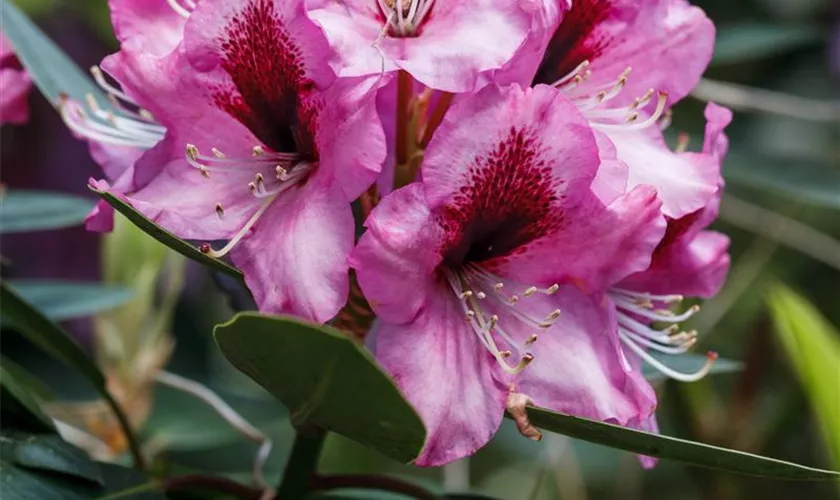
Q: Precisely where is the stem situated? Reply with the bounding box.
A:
[102,391,145,471]
[395,69,412,166]
[310,474,438,500]
[276,426,327,499]
[418,92,454,148]
[163,474,263,500]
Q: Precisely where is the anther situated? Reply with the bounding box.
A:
[459,290,473,299]
[476,291,487,299]
[508,295,519,305]
[212,148,226,158]
[215,203,224,218]
[545,310,561,322]
[248,182,257,193]
[546,284,559,294]
[500,350,512,358]
[186,144,199,161]
[488,315,499,330]
[525,334,538,346]
[253,145,264,156]
[276,165,288,180]
[524,286,537,297]
[625,112,639,123]
[494,283,504,291]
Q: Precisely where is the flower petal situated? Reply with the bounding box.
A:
[516,286,658,426]
[350,183,444,324]
[374,289,509,466]
[231,171,354,322]
[108,0,187,56]
[533,0,715,106]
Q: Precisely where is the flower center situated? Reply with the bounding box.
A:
[166,0,197,17]
[445,264,561,375]
[550,61,671,133]
[376,0,435,37]
[58,66,166,149]
[609,288,717,382]
[187,143,311,258]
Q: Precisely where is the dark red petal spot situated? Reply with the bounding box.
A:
[654,209,703,256]
[532,0,614,85]
[213,0,319,159]
[438,128,564,268]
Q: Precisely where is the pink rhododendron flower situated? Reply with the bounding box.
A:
[61,0,192,231]
[502,0,719,218]
[351,84,665,466]
[104,0,385,322]
[308,0,537,92]
[0,32,32,126]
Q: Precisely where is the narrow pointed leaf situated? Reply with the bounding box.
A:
[519,406,839,480]
[94,189,242,279]
[0,0,109,107]
[8,281,133,321]
[1,191,95,234]
[0,282,104,388]
[214,313,426,463]
[766,284,840,466]
[0,362,55,433]
[4,431,103,485]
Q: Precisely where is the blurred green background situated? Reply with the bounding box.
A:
[1,0,838,498]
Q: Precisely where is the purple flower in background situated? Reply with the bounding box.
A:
[0,32,32,126]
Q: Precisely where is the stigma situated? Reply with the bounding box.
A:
[609,288,717,382]
[58,66,165,149]
[445,263,561,375]
[377,0,435,37]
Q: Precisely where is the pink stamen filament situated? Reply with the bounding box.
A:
[165,0,195,17]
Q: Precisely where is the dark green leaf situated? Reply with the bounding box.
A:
[95,463,164,500]
[94,189,243,279]
[724,152,840,210]
[215,313,426,463]
[0,282,104,389]
[642,353,742,382]
[3,431,102,485]
[0,463,91,500]
[521,406,840,480]
[713,24,823,66]
[0,362,55,433]
[0,0,110,107]
[7,281,133,321]
[0,191,95,234]
[0,357,54,403]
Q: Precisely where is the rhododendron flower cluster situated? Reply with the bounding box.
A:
[62,0,731,467]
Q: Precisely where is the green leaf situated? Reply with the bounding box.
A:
[0,361,55,433]
[0,357,54,403]
[0,0,109,107]
[95,463,163,500]
[94,189,243,279]
[713,23,823,66]
[7,281,133,321]
[0,191,95,234]
[766,284,840,467]
[520,406,839,480]
[724,152,840,210]
[2,431,103,485]
[0,282,104,388]
[214,313,426,463]
[642,353,743,382]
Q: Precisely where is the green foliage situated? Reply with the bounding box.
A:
[0,359,56,433]
[94,190,243,279]
[713,23,824,65]
[1,0,110,107]
[522,406,840,480]
[767,285,840,467]
[215,313,427,463]
[0,190,94,234]
[7,281,133,321]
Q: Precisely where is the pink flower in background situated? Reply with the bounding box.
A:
[61,0,193,230]
[502,0,719,218]
[109,0,384,322]
[0,32,32,126]
[351,84,665,466]
[308,0,537,92]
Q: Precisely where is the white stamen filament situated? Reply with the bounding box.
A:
[445,266,562,375]
[376,0,435,37]
[201,194,278,259]
[165,0,195,17]
[609,288,716,382]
